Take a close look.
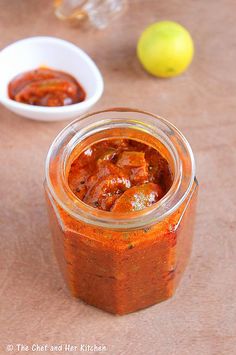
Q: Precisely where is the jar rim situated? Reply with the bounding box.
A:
[45,107,196,230]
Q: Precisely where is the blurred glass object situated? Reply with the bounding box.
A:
[54,0,127,29]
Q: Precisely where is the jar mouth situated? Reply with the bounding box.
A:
[45,107,196,230]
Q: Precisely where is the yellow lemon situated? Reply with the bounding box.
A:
[137,21,194,78]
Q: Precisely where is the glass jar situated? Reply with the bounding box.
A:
[44,108,198,315]
[54,0,127,29]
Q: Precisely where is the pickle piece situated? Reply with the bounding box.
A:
[84,175,131,210]
[111,182,164,212]
[117,151,146,168]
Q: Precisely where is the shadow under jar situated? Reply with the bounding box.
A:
[44,108,198,315]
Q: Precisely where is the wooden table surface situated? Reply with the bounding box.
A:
[0,1,235,354]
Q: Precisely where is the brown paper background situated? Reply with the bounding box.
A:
[0,1,235,354]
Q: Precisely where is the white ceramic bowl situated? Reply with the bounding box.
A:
[0,36,104,121]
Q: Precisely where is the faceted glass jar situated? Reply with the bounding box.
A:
[44,108,198,315]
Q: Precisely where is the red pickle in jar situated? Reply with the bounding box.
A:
[44,108,198,315]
